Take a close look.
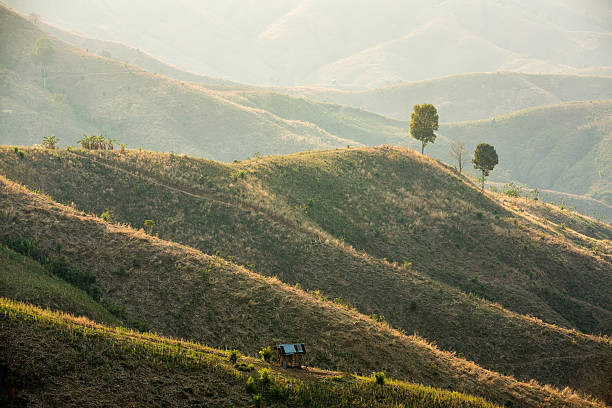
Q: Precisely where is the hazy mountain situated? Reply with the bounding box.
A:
[0,5,408,161]
[290,72,612,122]
[3,0,611,87]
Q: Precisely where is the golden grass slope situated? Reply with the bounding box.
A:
[1,297,508,408]
[0,174,606,408]
[0,146,611,405]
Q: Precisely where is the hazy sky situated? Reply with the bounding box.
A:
[3,0,612,87]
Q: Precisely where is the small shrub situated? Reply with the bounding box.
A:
[201,264,212,282]
[258,368,271,386]
[410,300,417,311]
[235,362,254,372]
[259,346,274,363]
[372,371,386,385]
[229,170,246,182]
[114,266,127,277]
[268,385,283,400]
[14,147,25,159]
[5,237,39,259]
[253,394,262,408]
[245,376,257,394]
[144,219,155,234]
[369,313,386,324]
[129,319,150,332]
[100,209,114,222]
[42,135,59,149]
[503,182,522,197]
[228,349,240,364]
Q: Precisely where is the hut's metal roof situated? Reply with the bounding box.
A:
[275,343,306,355]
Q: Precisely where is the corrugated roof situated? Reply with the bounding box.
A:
[276,343,306,355]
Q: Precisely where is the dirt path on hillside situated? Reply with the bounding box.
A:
[66,150,322,240]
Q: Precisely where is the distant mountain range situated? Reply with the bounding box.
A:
[3,0,611,87]
[290,72,612,122]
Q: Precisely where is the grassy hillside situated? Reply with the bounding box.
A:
[223,90,409,146]
[440,101,612,205]
[486,182,612,222]
[0,4,351,160]
[291,72,612,122]
[0,4,412,161]
[0,298,509,408]
[0,245,118,325]
[1,146,610,404]
[0,177,602,408]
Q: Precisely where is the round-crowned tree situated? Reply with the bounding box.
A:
[410,103,439,154]
[472,143,498,191]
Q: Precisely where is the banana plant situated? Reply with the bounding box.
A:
[42,135,59,149]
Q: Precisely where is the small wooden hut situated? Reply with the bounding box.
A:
[275,343,306,368]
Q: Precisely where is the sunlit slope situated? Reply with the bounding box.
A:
[4,298,551,408]
[440,101,612,205]
[292,72,612,122]
[0,178,599,408]
[1,146,610,403]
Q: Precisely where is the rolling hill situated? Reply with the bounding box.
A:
[290,72,612,122]
[0,4,413,161]
[3,298,572,408]
[3,0,611,87]
[1,4,610,220]
[439,101,612,206]
[1,145,610,404]
[1,174,606,408]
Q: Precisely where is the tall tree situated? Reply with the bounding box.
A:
[410,103,439,154]
[472,143,498,191]
[449,141,468,174]
[32,38,55,89]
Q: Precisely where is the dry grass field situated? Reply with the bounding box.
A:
[1,146,610,405]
